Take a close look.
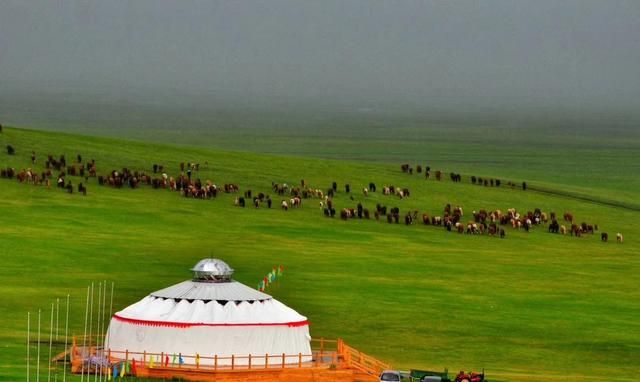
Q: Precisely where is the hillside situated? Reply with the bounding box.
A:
[0,126,638,381]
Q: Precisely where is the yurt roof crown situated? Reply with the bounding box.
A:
[191,258,234,282]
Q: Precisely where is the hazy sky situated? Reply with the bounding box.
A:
[1,1,639,117]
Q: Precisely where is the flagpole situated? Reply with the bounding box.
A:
[88,282,94,382]
[81,286,89,382]
[94,282,101,382]
[56,298,60,341]
[37,309,41,382]
[63,294,69,382]
[48,302,54,382]
[100,281,106,382]
[106,282,114,352]
[27,312,31,382]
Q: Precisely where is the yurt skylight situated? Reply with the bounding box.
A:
[191,258,234,282]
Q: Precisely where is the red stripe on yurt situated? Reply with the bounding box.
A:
[113,314,309,328]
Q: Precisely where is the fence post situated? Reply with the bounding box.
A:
[179,353,182,369]
[161,352,164,367]
[143,350,146,367]
[248,354,252,370]
[214,354,217,371]
[298,353,302,368]
[282,353,285,369]
[265,353,269,369]
[231,354,235,370]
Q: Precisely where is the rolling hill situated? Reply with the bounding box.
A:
[0,126,638,381]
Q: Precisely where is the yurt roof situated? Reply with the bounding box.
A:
[151,280,271,302]
[110,259,307,327]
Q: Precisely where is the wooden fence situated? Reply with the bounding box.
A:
[71,336,389,378]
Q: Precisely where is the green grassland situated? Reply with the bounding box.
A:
[0,126,638,381]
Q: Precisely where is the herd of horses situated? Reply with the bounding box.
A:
[0,141,625,244]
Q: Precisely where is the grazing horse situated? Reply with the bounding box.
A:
[404,213,413,225]
[616,233,624,243]
[601,232,608,242]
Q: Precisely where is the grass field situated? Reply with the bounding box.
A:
[0,126,638,381]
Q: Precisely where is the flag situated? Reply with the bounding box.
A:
[172,353,176,366]
[165,355,169,367]
[132,359,137,375]
[107,366,112,381]
[113,364,119,380]
[149,355,155,369]
[179,354,184,365]
[196,353,200,367]
[120,362,126,378]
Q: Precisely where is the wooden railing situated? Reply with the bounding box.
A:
[71,336,390,377]
[340,341,391,377]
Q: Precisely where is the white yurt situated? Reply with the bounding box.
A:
[105,259,311,365]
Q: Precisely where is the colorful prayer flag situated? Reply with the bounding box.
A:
[132,359,137,375]
[113,364,119,380]
[149,355,155,369]
[120,362,126,377]
[172,353,176,366]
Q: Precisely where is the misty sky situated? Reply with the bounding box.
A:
[1,1,639,117]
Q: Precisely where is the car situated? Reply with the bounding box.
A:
[380,370,402,382]
[409,368,451,382]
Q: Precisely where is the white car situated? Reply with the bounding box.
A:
[380,370,402,382]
